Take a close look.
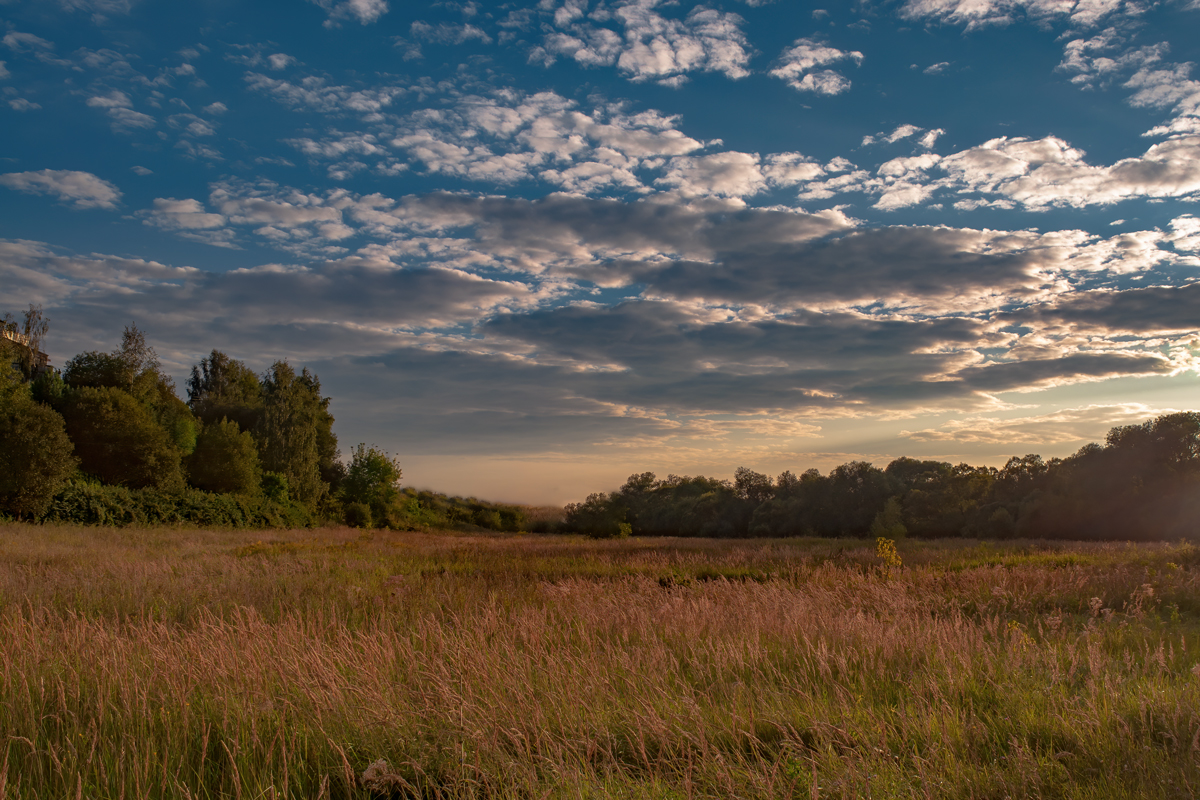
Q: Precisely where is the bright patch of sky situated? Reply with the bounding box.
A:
[2,0,1199,502]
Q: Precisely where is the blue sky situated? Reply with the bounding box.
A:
[3,0,1200,503]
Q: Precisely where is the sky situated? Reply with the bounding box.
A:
[2,0,1200,504]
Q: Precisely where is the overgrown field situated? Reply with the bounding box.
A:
[2,525,1200,798]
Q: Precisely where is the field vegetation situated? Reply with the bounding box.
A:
[2,524,1200,798]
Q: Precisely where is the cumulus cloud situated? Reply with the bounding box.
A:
[244,72,406,115]
[410,21,492,45]
[141,197,230,247]
[809,133,1200,211]
[0,169,121,209]
[86,90,155,132]
[770,38,863,94]
[901,0,1138,30]
[309,0,388,27]
[533,0,752,84]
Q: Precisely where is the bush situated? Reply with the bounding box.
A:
[187,418,262,495]
[43,480,313,528]
[344,502,373,529]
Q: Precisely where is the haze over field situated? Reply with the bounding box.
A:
[2,0,1200,503]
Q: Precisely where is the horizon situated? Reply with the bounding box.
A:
[3,0,1200,505]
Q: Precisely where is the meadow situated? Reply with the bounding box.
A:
[1,524,1199,799]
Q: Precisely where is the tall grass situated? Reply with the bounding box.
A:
[1,524,1199,798]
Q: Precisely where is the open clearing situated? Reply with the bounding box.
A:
[1,524,1199,798]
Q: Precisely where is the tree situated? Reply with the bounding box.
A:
[0,360,76,518]
[564,492,629,538]
[64,325,199,459]
[1,305,50,379]
[59,386,185,491]
[257,361,328,508]
[341,443,402,525]
[187,418,262,495]
[187,350,263,432]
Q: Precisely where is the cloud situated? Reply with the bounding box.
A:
[901,403,1167,444]
[8,98,40,111]
[533,0,752,84]
[86,90,155,132]
[923,61,950,74]
[770,38,863,94]
[0,61,8,79]
[1001,281,1200,335]
[862,124,931,147]
[244,72,406,115]
[900,0,1137,30]
[0,169,121,209]
[2,32,54,52]
[656,152,765,197]
[144,197,226,230]
[410,21,492,45]
[810,133,1200,211]
[56,0,136,19]
[308,0,388,27]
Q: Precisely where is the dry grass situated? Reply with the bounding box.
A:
[1,524,1199,798]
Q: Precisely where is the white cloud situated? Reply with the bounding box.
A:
[0,169,121,209]
[8,98,40,111]
[244,72,406,115]
[0,61,9,79]
[770,38,862,94]
[534,0,752,83]
[267,53,296,70]
[202,102,228,115]
[145,197,226,230]
[900,0,1137,30]
[309,0,389,27]
[901,404,1164,444]
[410,21,492,45]
[131,166,153,175]
[86,90,155,132]
[918,128,944,149]
[924,61,950,74]
[657,151,765,197]
[2,31,54,52]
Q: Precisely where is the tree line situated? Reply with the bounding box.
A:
[0,306,530,531]
[566,413,1200,541]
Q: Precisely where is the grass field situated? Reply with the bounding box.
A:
[2,524,1199,798]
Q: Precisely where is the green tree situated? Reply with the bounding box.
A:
[341,443,402,526]
[2,305,50,380]
[0,360,76,519]
[59,386,186,492]
[186,350,263,432]
[64,326,200,461]
[187,418,262,495]
[257,361,328,509]
[564,492,629,538]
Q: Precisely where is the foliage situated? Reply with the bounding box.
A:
[0,361,76,519]
[564,491,629,538]
[258,361,332,510]
[1,304,50,379]
[43,479,312,528]
[570,411,1200,540]
[58,386,186,492]
[186,349,264,432]
[187,418,263,495]
[340,443,402,526]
